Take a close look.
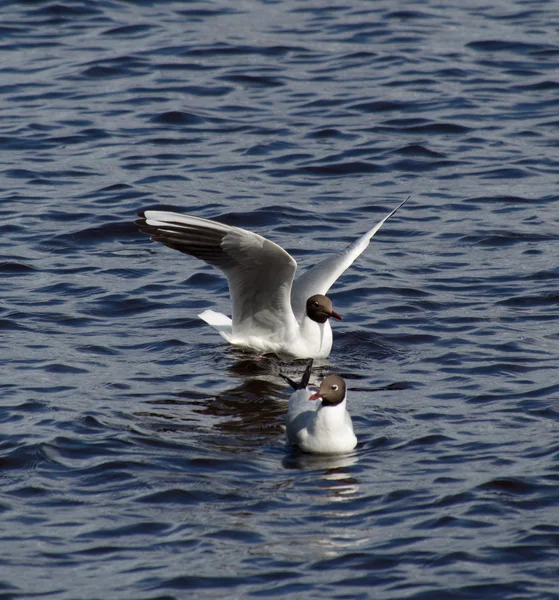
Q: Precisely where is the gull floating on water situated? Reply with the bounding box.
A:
[281,360,357,454]
[136,198,406,358]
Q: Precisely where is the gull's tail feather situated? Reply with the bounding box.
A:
[198,309,233,342]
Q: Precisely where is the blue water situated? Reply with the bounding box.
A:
[2,1,559,598]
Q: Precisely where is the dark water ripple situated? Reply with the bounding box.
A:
[1,0,559,598]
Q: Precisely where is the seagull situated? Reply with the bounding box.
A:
[281,360,357,454]
[136,197,406,358]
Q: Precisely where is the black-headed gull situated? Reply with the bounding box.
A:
[281,360,357,454]
[136,198,406,358]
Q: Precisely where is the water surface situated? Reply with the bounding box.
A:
[1,1,558,598]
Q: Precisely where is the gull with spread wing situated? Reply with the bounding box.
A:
[136,198,406,358]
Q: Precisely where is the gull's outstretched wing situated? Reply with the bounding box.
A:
[137,210,299,336]
[290,198,408,319]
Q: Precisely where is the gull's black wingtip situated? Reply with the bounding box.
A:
[279,372,299,391]
[396,195,410,211]
[135,213,151,235]
[300,358,313,389]
[280,359,314,391]
[135,208,149,233]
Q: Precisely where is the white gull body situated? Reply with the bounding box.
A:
[137,198,406,359]
[282,360,357,455]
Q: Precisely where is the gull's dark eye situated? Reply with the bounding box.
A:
[331,384,338,391]
[313,301,319,307]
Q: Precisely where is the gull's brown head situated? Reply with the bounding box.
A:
[306,294,342,324]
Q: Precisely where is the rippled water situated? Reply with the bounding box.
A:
[2,1,559,598]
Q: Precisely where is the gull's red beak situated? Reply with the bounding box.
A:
[309,391,321,401]
[330,310,343,321]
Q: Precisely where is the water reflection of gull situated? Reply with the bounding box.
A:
[226,351,330,385]
[283,451,358,471]
[279,452,365,558]
[282,451,360,500]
